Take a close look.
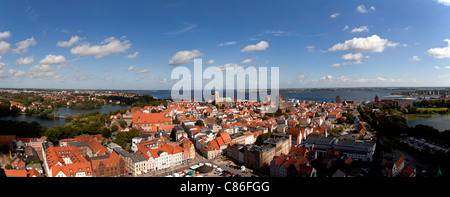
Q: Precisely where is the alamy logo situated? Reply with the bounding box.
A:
[171,59,280,113]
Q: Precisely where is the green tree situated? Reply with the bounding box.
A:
[195,120,204,127]
[255,132,273,146]
[65,113,73,121]
[10,105,21,116]
[128,128,140,139]
[101,127,112,139]
[111,125,119,132]
[119,119,128,128]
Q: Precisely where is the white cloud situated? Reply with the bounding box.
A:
[0,41,11,55]
[205,60,215,65]
[242,58,253,64]
[57,36,81,47]
[332,53,367,67]
[168,49,203,65]
[0,68,26,79]
[127,66,150,74]
[329,35,398,53]
[0,31,11,40]
[28,64,61,79]
[215,63,244,71]
[410,56,422,62]
[218,41,237,47]
[263,30,294,37]
[308,75,405,87]
[332,61,362,68]
[39,54,66,65]
[241,41,269,52]
[437,0,450,6]
[306,45,315,52]
[433,66,441,70]
[330,13,340,18]
[9,69,26,78]
[126,51,139,59]
[342,25,349,31]
[296,73,308,80]
[387,42,399,47]
[13,37,36,54]
[356,5,375,13]
[426,39,450,58]
[323,75,333,80]
[70,37,131,59]
[341,53,363,60]
[16,56,34,65]
[241,57,258,64]
[351,26,369,33]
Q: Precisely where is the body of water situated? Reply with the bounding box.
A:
[135,89,410,103]
[2,89,446,129]
[405,114,450,132]
[0,104,128,128]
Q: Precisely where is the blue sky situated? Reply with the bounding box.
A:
[0,0,450,90]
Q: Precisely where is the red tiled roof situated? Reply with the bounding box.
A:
[133,113,167,124]
[5,169,28,177]
[219,132,231,144]
[45,146,92,177]
[216,136,225,146]
[207,140,220,150]
[395,155,405,168]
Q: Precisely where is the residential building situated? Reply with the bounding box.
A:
[391,155,405,177]
[10,154,26,169]
[180,137,195,161]
[286,127,309,146]
[227,134,291,172]
[90,152,126,177]
[171,125,188,142]
[113,147,148,176]
[30,137,46,150]
[26,163,43,176]
[5,169,39,177]
[132,113,171,131]
[270,153,315,177]
[303,136,376,162]
[44,146,93,177]
[137,142,186,171]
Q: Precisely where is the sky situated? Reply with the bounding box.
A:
[0,0,450,90]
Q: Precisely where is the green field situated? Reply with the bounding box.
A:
[417,108,448,112]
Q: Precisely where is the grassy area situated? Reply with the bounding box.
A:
[417,108,448,112]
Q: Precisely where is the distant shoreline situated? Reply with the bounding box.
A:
[1,87,449,92]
